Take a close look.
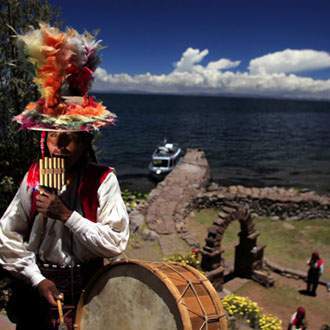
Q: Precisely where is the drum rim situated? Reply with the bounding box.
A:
[74,259,227,330]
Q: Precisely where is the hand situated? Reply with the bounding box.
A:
[36,189,72,222]
[37,279,63,306]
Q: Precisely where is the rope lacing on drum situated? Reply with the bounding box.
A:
[198,314,223,330]
[163,263,218,329]
[163,263,208,284]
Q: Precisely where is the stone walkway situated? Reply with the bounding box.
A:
[146,148,210,235]
[136,148,211,254]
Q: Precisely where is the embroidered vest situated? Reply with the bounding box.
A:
[27,162,113,228]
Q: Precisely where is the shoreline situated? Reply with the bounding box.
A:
[118,173,330,196]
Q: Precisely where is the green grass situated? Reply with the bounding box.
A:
[126,209,330,281]
[255,218,330,281]
[194,208,219,226]
[188,210,330,281]
[222,221,241,262]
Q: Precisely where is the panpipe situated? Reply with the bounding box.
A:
[39,156,65,192]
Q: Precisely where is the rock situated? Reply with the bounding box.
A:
[236,185,246,195]
[228,186,238,195]
[141,228,160,241]
[130,240,142,249]
[218,211,228,219]
[244,187,252,196]
[207,182,219,192]
[175,222,186,233]
[251,187,260,197]
[270,216,280,221]
[129,211,145,233]
[181,233,199,246]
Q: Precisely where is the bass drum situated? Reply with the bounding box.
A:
[75,260,227,330]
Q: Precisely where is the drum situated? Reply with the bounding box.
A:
[75,260,227,330]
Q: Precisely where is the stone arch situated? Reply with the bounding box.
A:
[201,202,271,290]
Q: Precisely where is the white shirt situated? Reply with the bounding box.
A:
[0,170,129,287]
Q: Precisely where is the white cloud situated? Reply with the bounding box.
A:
[249,49,330,75]
[93,48,330,100]
[206,58,240,71]
[174,48,209,72]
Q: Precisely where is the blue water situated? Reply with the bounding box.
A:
[94,93,330,193]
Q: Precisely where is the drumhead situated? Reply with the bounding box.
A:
[76,263,184,330]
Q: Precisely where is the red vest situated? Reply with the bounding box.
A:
[316,259,325,269]
[27,162,113,229]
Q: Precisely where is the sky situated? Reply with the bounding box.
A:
[49,0,330,100]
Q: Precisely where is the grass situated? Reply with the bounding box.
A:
[187,209,330,281]
[127,208,330,282]
[194,208,219,226]
[255,218,330,281]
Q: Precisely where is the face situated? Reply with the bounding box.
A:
[46,132,86,169]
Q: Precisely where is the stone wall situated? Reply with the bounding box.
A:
[188,185,330,220]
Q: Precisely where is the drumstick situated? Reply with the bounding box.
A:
[57,298,68,330]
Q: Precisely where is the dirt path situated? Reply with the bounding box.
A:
[232,273,330,329]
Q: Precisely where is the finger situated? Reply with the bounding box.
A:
[46,291,57,306]
[56,292,64,301]
[51,285,61,299]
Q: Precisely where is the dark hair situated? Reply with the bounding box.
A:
[79,132,97,163]
[311,251,320,261]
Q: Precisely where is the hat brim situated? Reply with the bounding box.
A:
[13,96,117,132]
[26,127,86,132]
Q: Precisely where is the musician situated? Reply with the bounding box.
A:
[0,24,129,329]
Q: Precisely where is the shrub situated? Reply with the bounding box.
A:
[223,294,281,330]
[164,249,201,269]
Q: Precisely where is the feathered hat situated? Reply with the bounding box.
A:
[14,23,116,131]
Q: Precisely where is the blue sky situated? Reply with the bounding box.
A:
[50,0,330,99]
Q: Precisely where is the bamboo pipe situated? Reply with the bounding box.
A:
[39,156,65,193]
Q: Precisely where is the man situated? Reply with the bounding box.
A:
[0,24,129,329]
[306,251,325,296]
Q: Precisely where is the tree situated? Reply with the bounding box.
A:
[0,0,61,215]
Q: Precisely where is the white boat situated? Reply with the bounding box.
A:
[148,140,182,180]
